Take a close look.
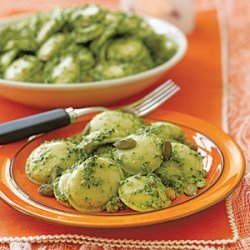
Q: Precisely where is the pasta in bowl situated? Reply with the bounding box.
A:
[25,110,208,213]
[0,5,187,108]
[0,5,178,83]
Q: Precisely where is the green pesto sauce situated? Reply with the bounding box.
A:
[26,111,208,213]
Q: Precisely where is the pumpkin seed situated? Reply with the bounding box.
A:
[184,184,198,196]
[165,187,176,200]
[114,138,137,150]
[38,183,54,197]
[163,141,172,161]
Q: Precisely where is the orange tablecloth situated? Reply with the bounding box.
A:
[0,1,249,249]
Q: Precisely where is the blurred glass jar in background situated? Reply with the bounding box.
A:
[120,0,195,34]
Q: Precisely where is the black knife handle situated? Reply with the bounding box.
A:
[0,109,71,144]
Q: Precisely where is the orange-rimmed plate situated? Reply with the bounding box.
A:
[0,111,245,228]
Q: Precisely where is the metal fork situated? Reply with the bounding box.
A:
[72,79,179,118]
[0,80,180,144]
[121,79,180,116]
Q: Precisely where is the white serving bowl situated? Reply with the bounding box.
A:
[0,14,187,108]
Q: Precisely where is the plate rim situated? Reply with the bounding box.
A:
[8,117,224,216]
[0,111,245,228]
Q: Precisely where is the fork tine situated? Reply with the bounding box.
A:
[129,81,177,110]
[139,87,179,115]
[120,79,180,116]
[132,85,180,116]
[133,87,180,116]
[125,79,175,109]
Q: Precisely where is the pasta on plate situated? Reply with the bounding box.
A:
[25,110,207,212]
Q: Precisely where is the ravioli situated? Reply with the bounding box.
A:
[53,172,71,207]
[78,129,120,154]
[4,55,43,82]
[25,110,208,213]
[113,134,164,175]
[87,110,144,137]
[66,156,123,212]
[0,5,178,83]
[37,33,66,61]
[119,174,171,212]
[155,142,205,192]
[137,121,186,141]
[25,140,79,185]
[106,37,153,68]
